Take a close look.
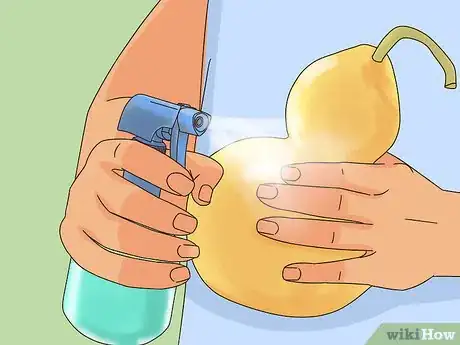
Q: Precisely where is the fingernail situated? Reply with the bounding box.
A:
[283,267,301,281]
[198,184,213,203]
[281,166,301,181]
[257,220,279,235]
[173,214,198,233]
[170,266,190,283]
[167,173,194,196]
[178,244,200,259]
[257,185,278,199]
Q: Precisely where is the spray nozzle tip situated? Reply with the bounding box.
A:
[192,112,211,134]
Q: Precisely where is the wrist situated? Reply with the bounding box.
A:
[433,189,460,277]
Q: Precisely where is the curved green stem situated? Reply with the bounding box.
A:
[372,26,457,89]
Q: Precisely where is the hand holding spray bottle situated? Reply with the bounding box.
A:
[62,94,211,345]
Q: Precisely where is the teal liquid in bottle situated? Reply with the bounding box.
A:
[63,260,176,345]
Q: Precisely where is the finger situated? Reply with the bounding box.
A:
[187,152,224,205]
[60,220,190,289]
[280,162,391,196]
[157,151,223,210]
[257,217,373,251]
[282,256,377,286]
[91,139,195,196]
[86,205,200,262]
[97,170,198,235]
[257,184,373,223]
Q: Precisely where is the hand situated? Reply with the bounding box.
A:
[256,153,460,290]
[60,138,223,289]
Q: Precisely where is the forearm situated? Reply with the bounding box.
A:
[76,0,208,174]
[97,0,207,105]
[434,189,460,277]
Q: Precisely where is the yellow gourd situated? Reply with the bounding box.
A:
[188,26,456,317]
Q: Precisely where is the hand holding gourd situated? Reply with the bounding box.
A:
[257,153,460,291]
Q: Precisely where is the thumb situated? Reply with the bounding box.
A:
[283,254,377,286]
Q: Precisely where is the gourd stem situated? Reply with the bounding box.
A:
[372,26,457,89]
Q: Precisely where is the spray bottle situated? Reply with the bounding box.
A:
[62,94,211,345]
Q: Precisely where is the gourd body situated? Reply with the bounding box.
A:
[189,44,400,317]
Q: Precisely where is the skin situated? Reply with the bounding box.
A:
[60,0,216,289]
[256,153,460,290]
[62,0,460,294]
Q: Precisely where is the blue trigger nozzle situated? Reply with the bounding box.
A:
[117,94,211,166]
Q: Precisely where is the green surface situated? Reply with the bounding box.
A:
[1,1,184,344]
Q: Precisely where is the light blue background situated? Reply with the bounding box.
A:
[183,1,460,344]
